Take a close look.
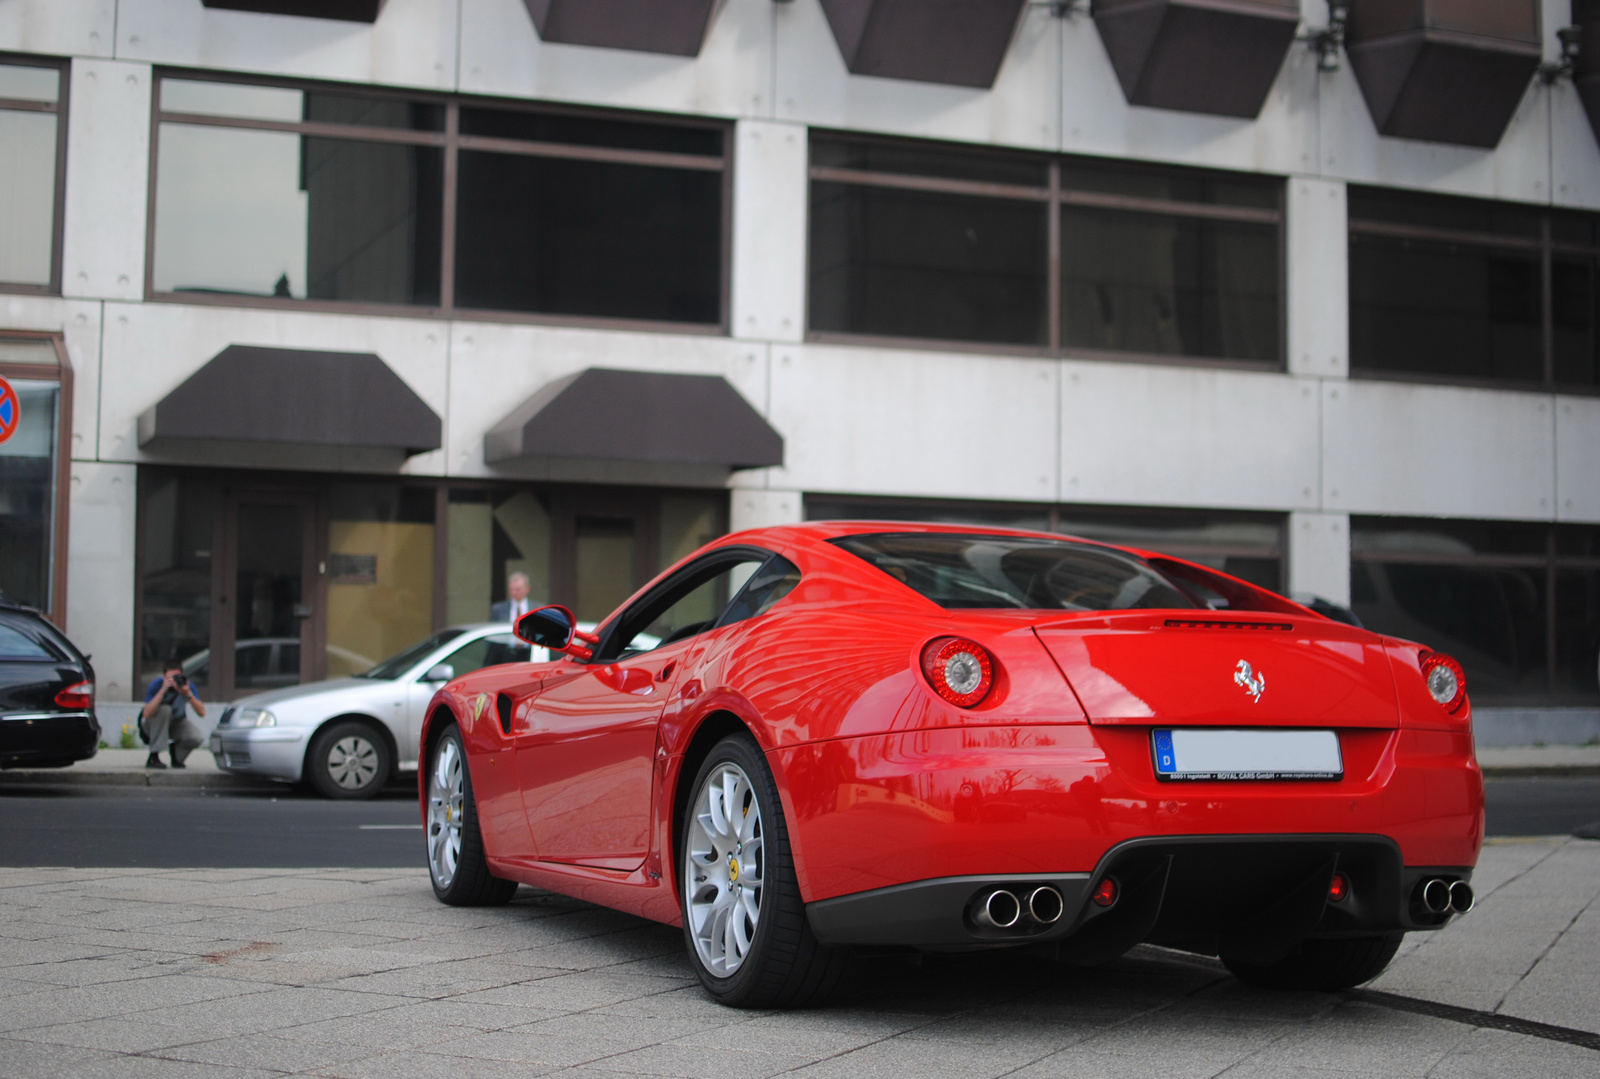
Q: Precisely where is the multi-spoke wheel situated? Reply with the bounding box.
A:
[679,733,850,1008]
[427,724,517,906]
[305,720,391,800]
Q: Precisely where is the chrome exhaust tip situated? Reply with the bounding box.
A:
[1026,886,1064,925]
[1449,880,1474,914]
[1420,878,1452,915]
[973,888,1022,929]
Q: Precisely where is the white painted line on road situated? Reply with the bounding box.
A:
[359,824,422,830]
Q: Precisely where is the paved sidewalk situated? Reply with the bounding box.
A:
[0,839,1595,1078]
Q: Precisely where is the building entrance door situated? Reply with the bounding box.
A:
[550,493,658,626]
[207,492,320,701]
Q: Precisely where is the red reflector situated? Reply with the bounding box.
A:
[1091,877,1118,908]
[1328,873,1349,903]
[55,681,94,709]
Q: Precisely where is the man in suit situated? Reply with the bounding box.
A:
[490,571,534,624]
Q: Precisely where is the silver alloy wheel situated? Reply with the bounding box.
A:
[427,735,464,889]
[326,733,379,790]
[685,761,764,977]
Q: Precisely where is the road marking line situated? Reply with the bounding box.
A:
[359,824,422,830]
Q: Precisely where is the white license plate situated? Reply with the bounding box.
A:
[1152,728,1342,781]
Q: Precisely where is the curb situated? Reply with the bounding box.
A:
[0,769,281,790]
[1480,765,1600,778]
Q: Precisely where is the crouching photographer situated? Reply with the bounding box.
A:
[141,659,206,769]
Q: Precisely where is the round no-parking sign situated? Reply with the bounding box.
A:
[0,377,18,445]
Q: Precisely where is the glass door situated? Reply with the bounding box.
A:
[210,493,317,700]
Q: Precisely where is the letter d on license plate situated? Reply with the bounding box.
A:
[1152,728,1342,781]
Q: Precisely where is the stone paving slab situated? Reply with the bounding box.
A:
[0,839,1595,1077]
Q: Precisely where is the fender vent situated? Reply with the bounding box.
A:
[1165,620,1293,631]
[495,692,513,735]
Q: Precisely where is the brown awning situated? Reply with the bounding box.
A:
[201,0,385,21]
[1345,0,1542,148]
[1093,0,1300,119]
[484,368,783,470]
[138,345,441,455]
[818,0,1027,88]
[522,0,721,57]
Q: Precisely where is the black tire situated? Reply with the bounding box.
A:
[305,720,392,800]
[426,725,518,907]
[679,733,850,1008]
[1223,934,1403,991]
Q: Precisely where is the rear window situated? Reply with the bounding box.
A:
[0,620,57,660]
[831,533,1200,611]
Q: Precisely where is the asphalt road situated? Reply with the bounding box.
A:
[0,775,1594,869]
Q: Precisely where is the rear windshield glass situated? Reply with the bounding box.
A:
[831,533,1199,611]
[0,622,56,660]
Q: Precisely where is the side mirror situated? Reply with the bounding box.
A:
[515,605,597,659]
[422,663,454,683]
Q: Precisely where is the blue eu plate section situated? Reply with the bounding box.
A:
[1151,728,1343,782]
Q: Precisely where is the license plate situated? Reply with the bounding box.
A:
[1152,728,1342,781]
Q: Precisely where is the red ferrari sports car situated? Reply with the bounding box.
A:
[419,523,1482,1008]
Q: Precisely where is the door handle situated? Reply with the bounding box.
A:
[657,661,677,682]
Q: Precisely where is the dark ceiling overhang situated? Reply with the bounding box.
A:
[817,0,1027,88]
[1575,1,1600,144]
[1091,0,1300,119]
[521,0,722,57]
[1345,0,1542,148]
[138,345,441,456]
[200,0,386,22]
[485,368,783,470]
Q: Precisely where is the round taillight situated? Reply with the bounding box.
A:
[1419,651,1467,714]
[1092,877,1118,908]
[920,637,994,708]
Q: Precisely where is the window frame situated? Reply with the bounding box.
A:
[805,130,1287,370]
[144,68,732,335]
[0,53,70,297]
[1350,518,1600,705]
[0,331,74,626]
[1347,186,1600,394]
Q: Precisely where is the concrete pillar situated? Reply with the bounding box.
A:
[730,489,804,533]
[62,59,151,302]
[66,461,138,702]
[730,119,808,344]
[1285,177,1347,379]
[1288,511,1350,607]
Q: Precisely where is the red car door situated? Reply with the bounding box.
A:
[515,642,690,870]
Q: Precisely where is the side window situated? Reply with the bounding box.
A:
[0,622,54,660]
[716,555,801,628]
[610,555,770,658]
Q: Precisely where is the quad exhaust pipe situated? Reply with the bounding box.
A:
[971,885,1065,930]
[1418,878,1474,916]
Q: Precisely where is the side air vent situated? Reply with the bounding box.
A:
[1164,620,1294,631]
[496,693,514,735]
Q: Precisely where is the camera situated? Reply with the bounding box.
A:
[172,673,188,688]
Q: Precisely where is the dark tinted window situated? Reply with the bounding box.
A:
[0,620,54,660]
[1059,158,1278,210]
[812,136,1045,186]
[717,555,801,627]
[832,533,1198,611]
[460,106,722,156]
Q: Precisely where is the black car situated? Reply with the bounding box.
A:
[0,602,99,769]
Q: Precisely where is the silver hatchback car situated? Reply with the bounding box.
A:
[209,624,535,799]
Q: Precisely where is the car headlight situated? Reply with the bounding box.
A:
[237,709,277,728]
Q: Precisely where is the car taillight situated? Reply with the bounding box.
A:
[1419,651,1467,714]
[55,681,94,709]
[1328,873,1349,903]
[920,637,994,708]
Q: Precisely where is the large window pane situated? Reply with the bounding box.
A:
[1350,233,1543,382]
[161,78,443,131]
[812,136,1046,186]
[1059,158,1278,210]
[153,125,442,305]
[0,382,59,609]
[460,105,720,155]
[0,109,57,286]
[137,475,215,693]
[454,151,720,323]
[326,484,435,679]
[1555,569,1600,702]
[1062,209,1278,362]
[1553,255,1599,388]
[809,182,1047,346]
[445,488,552,626]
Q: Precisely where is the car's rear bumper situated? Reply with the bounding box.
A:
[775,723,1482,918]
[209,728,307,781]
[0,711,99,769]
[806,834,1471,953]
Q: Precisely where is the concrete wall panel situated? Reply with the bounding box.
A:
[0,0,114,57]
[1058,362,1320,512]
[731,120,807,343]
[1322,381,1556,520]
[1286,177,1347,378]
[96,302,452,475]
[1288,510,1350,606]
[61,59,150,303]
[65,460,137,701]
[113,0,459,91]
[1557,396,1600,522]
[446,322,766,480]
[731,489,802,533]
[458,0,769,118]
[773,0,1056,152]
[767,344,1057,502]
